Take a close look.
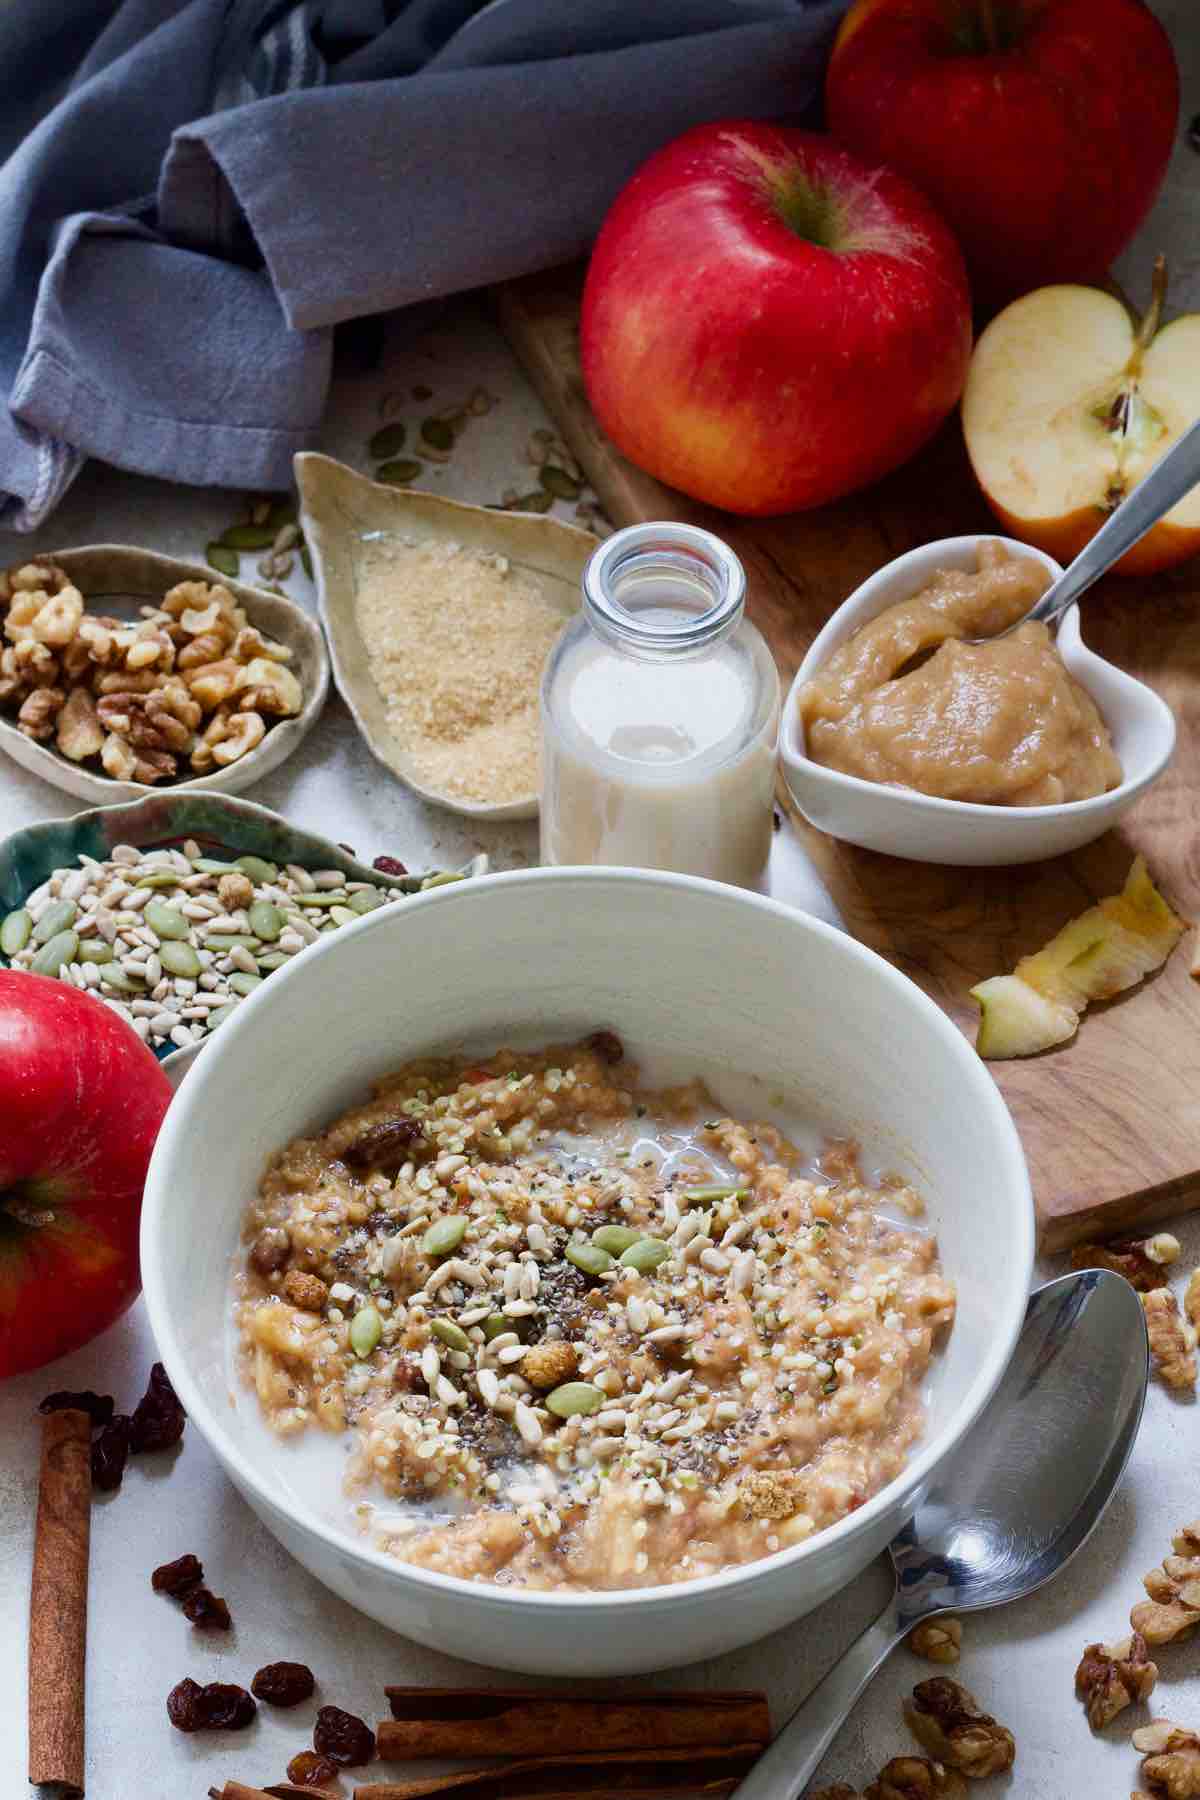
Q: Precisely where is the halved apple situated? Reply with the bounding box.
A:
[971,855,1188,1058]
[962,260,1200,574]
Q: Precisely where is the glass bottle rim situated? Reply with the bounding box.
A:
[582,522,746,655]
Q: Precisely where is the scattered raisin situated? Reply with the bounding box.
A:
[152,1553,204,1597]
[181,1586,232,1630]
[585,1028,624,1064]
[38,1389,114,1426]
[372,854,407,877]
[167,1677,205,1732]
[286,1750,340,1789]
[91,1414,132,1492]
[313,1703,376,1766]
[129,1362,186,1454]
[252,1661,316,1707]
[341,1117,423,1170]
[250,1225,292,1275]
[168,1677,256,1732]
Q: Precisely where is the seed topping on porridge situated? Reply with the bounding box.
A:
[236,1036,955,1590]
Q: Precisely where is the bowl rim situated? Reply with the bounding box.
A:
[141,865,1035,1612]
[778,533,1176,825]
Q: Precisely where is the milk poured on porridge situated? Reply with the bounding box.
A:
[233,1035,954,1591]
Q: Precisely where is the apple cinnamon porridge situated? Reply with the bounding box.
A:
[234,1033,955,1591]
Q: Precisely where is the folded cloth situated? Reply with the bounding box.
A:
[0,0,846,529]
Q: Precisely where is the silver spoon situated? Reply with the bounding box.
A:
[970,413,1200,641]
[734,1268,1148,1800]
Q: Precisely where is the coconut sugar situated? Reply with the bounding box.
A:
[354,536,567,805]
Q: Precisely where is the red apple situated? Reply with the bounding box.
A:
[826,0,1179,303]
[580,122,971,516]
[0,970,172,1377]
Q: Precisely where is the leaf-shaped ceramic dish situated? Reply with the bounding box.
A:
[0,545,329,804]
[0,789,486,1079]
[296,452,593,821]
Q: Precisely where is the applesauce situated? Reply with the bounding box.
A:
[798,543,1121,807]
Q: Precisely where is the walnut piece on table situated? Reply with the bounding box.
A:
[1141,1289,1197,1391]
[1070,1237,1179,1292]
[908,1618,962,1664]
[865,1757,967,1799]
[904,1679,1015,1778]
[1132,1530,1200,1645]
[1075,1632,1158,1728]
[1133,1720,1200,1797]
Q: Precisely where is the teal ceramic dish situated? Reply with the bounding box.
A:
[0,791,485,1070]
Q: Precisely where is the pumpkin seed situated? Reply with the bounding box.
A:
[329,905,357,927]
[133,872,182,890]
[248,900,283,942]
[30,929,78,977]
[349,1305,382,1358]
[431,1317,471,1353]
[544,1382,604,1419]
[420,417,454,452]
[591,1224,643,1256]
[203,933,262,952]
[257,951,288,970]
[192,857,234,873]
[681,1185,748,1206]
[423,1215,467,1258]
[79,939,114,965]
[235,855,278,883]
[33,899,77,944]
[159,941,201,978]
[229,972,262,996]
[220,522,276,551]
[349,889,384,915]
[294,892,333,907]
[420,871,466,889]
[618,1237,672,1274]
[509,490,553,514]
[99,966,142,994]
[144,900,189,940]
[540,464,581,500]
[1,909,32,955]
[208,1002,239,1028]
[205,542,240,578]
[368,422,408,459]
[377,458,423,486]
[565,1241,615,1278]
[483,1314,510,1341]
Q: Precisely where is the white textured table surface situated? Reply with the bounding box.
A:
[3,15,1199,1789]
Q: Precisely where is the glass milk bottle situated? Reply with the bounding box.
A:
[540,522,780,887]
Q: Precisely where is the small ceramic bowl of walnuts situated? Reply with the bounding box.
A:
[0,544,328,802]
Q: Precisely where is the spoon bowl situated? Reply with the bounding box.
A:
[779,535,1175,865]
[735,1268,1148,1799]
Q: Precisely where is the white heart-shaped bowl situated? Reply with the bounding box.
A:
[779,536,1175,866]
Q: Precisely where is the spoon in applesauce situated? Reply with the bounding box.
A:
[965,411,1200,642]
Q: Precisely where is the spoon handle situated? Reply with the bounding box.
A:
[732,1607,905,1800]
[1030,414,1200,630]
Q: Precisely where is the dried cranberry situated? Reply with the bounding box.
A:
[38,1389,114,1426]
[341,1117,423,1170]
[181,1586,231,1630]
[91,1414,132,1492]
[585,1028,624,1064]
[168,1678,256,1732]
[129,1362,186,1454]
[312,1703,375,1767]
[285,1751,340,1789]
[252,1661,316,1707]
[372,854,407,877]
[152,1553,204,1597]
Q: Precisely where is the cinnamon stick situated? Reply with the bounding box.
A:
[354,1744,764,1800]
[28,1406,91,1795]
[380,1687,770,1759]
[209,1786,325,1800]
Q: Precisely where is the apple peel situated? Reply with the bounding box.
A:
[972,856,1188,1059]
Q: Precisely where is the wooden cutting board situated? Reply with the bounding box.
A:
[496,263,1200,1251]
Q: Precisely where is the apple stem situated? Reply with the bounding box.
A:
[1132,255,1168,366]
[978,0,1001,52]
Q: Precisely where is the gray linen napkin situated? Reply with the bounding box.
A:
[0,0,846,529]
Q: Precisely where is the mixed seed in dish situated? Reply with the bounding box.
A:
[236,1035,955,1591]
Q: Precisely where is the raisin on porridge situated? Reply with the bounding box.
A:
[234,1037,955,1591]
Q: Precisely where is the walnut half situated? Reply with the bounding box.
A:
[904,1679,1015,1779]
[1132,1534,1200,1646]
[1070,1238,1173,1293]
[1142,1288,1197,1391]
[1133,1720,1200,1798]
[908,1619,962,1665]
[1075,1632,1158,1728]
[865,1759,967,1800]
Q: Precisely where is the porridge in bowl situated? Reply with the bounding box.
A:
[234,1034,955,1591]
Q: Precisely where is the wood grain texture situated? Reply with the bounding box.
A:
[28,1407,91,1793]
[496,265,1200,1250]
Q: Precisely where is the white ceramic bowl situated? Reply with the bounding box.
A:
[779,535,1176,866]
[141,868,1033,1675]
